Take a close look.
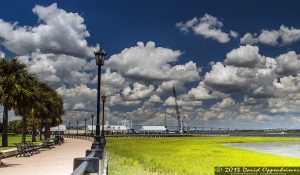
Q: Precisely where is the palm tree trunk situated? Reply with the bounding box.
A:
[32,116,36,142]
[45,122,50,139]
[39,124,43,141]
[2,105,8,147]
[22,116,27,143]
[40,118,44,140]
[39,126,42,141]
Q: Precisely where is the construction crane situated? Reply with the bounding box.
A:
[164,112,167,127]
[172,85,183,134]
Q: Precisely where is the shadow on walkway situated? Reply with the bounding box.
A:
[0,163,21,168]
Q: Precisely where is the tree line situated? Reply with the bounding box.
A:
[0,58,64,147]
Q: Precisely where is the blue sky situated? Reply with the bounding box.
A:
[1,0,300,129]
[3,0,300,63]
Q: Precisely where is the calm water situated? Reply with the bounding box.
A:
[225,141,300,158]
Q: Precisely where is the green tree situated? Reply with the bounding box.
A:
[30,82,52,141]
[10,67,39,144]
[8,120,22,134]
[36,83,64,140]
[0,58,65,145]
[0,58,37,146]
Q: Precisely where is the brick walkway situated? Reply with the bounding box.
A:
[0,138,92,175]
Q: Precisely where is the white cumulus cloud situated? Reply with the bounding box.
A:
[122,83,155,101]
[0,3,98,57]
[56,85,96,111]
[224,45,266,68]
[0,50,5,57]
[176,14,233,43]
[19,51,93,88]
[240,25,300,46]
[276,51,300,76]
[106,41,200,83]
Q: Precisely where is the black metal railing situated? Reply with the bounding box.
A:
[65,134,108,175]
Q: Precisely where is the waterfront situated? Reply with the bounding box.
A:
[225,140,300,158]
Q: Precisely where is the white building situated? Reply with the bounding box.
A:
[50,125,67,132]
[118,119,132,129]
[87,125,96,132]
[87,125,109,132]
[86,119,133,134]
[108,125,128,133]
[87,125,128,133]
[140,126,167,133]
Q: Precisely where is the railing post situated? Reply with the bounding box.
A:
[69,134,107,175]
[73,157,99,173]
[86,149,103,159]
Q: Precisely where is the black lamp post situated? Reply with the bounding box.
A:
[77,120,79,135]
[91,48,107,149]
[91,114,94,136]
[84,118,87,135]
[68,120,71,134]
[58,124,60,136]
[101,95,107,146]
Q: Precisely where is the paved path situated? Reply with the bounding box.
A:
[0,138,92,175]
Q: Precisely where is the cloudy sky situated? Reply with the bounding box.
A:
[1,0,300,129]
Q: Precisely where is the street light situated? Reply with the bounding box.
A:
[91,48,107,149]
[69,120,71,134]
[84,118,87,135]
[77,120,79,135]
[101,95,107,146]
[91,114,94,136]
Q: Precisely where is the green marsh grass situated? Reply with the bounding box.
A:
[107,137,300,175]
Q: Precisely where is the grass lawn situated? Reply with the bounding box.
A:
[0,134,42,150]
[107,136,300,175]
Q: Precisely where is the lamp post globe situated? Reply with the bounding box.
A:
[94,48,106,66]
[101,95,107,101]
[91,47,107,150]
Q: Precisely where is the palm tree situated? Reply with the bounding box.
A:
[8,120,22,134]
[14,78,39,144]
[17,81,64,142]
[0,58,28,146]
[0,58,65,145]
[0,58,38,145]
[29,82,49,142]
[35,82,64,140]
[46,88,64,139]
[25,103,43,142]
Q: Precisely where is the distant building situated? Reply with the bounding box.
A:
[50,125,67,134]
[118,119,132,129]
[108,125,128,133]
[140,126,167,133]
[87,125,108,132]
[87,125,96,132]
[85,119,133,134]
[87,125,128,133]
[264,128,289,132]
